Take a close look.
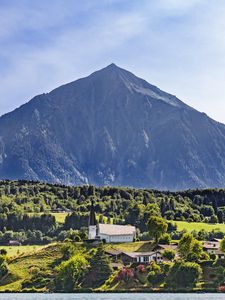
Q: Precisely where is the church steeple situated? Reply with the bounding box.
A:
[88,200,97,239]
[89,200,97,226]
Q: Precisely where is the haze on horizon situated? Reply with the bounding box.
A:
[1,0,225,123]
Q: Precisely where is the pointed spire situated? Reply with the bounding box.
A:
[89,199,97,226]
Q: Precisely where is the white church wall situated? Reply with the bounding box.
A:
[98,233,134,243]
[88,225,97,239]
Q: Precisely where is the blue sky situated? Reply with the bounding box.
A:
[1,0,225,122]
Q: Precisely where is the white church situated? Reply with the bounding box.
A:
[88,201,136,243]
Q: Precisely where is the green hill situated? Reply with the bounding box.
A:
[0,243,62,292]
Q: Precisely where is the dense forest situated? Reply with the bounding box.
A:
[0,180,225,244]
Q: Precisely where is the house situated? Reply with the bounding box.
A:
[215,250,225,259]
[88,201,136,243]
[152,243,179,259]
[104,249,123,261]
[120,251,163,264]
[154,243,178,252]
[8,240,21,246]
[202,241,219,254]
[211,238,222,243]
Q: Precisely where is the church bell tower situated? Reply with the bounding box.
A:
[88,200,97,239]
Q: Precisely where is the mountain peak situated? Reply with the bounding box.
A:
[1,64,224,190]
[101,63,123,73]
[106,63,118,68]
[91,63,187,109]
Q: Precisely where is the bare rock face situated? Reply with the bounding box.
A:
[1,63,225,190]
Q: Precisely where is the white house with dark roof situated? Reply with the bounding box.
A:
[88,201,136,243]
[121,251,163,264]
[202,241,220,254]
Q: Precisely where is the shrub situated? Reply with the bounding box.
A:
[162,249,175,261]
[147,271,164,287]
[218,285,225,292]
[55,253,88,291]
[166,261,202,289]
[136,264,145,273]
[115,267,134,282]
[84,243,112,288]
[210,253,216,261]
[159,233,171,245]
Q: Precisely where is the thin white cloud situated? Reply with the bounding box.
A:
[157,0,203,12]
[0,4,148,114]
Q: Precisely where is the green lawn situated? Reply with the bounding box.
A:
[175,221,225,233]
[50,212,69,223]
[29,212,69,223]
[0,245,51,258]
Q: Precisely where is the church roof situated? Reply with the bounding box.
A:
[98,224,136,236]
[89,201,97,226]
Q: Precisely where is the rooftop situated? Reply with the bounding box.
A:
[105,249,123,256]
[98,223,136,236]
[155,244,178,250]
[202,241,219,249]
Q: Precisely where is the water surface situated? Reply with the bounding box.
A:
[0,294,222,300]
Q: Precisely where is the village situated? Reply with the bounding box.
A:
[87,201,225,270]
[1,184,225,292]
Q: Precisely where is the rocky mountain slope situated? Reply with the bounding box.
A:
[1,63,225,190]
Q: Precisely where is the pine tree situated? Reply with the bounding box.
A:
[86,243,112,288]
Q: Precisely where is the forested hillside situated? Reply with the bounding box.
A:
[0,180,225,292]
[0,180,225,245]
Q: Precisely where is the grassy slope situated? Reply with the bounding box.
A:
[0,243,62,292]
[0,240,219,292]
[0,245,50,259]
[175,221,225,233]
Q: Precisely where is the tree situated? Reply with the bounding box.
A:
[212,198,218,215]
[159,233,171,244]
[217,210,224,224]
[147,271,164,287]
[178,233,203,261]
[55,253,88,291]
[166,261,202,289]
[116,267,134,282]
[220,237,225,253]
[148,216,168,243]
[0,254,8,279]
[209,215,218,224]
[162,249,175,261]
[84,243,112,288]
[199,251,210,260]
[147,263,164,287]
[146,203,161,217]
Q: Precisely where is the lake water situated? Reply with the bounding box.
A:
[0,294,223,300]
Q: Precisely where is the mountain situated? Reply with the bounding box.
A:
[1,63,225,190]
